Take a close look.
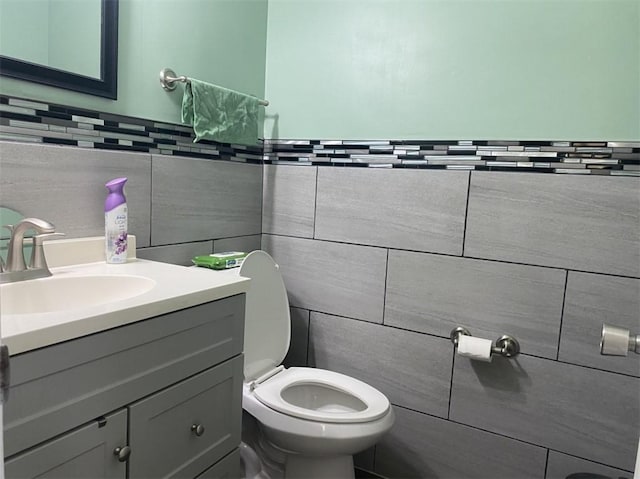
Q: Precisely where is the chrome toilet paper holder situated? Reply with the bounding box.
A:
[450,327,520,358]
[600,323,640,356]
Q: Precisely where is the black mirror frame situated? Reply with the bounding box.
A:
[0,0,118,99]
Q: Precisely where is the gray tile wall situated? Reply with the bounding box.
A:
[213,235,262,255]
[0,142,262,267]
[375,407,548,479]
[0,142,152,246]
[385,251,566,359]
[450,355,639,470]
[262,164,640,478]
[136,241,213,266]
[5,134,639,478]
[546,452,634,479]
[560,272,640,377]
[283,307,310,368]
[309,312,452,417]
[465,172,640,276]
[315,168,468,255]
[151,155,262,245]
[262,164,316,238]
[262,235,387,323]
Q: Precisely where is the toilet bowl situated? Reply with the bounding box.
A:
[237,250,394,479]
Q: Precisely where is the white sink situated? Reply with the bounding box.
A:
[0,274,156,315]
[0,236,250,356]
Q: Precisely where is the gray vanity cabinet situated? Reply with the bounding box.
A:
[128,356,243,478]
[3,294,245,479]
[5,409,128,479]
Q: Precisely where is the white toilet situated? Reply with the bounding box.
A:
[236,250,394,479]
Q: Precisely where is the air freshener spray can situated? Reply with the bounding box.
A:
[105,177,128,263]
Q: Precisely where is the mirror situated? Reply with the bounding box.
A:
[0,0,118,99]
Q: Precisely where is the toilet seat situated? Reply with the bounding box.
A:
[239,250,291,381]
[238,251,391,425]
[252,367,390,423]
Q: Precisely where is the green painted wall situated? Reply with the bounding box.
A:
[2,0,637,139]
[0,0,268,125]
[264,0,640,140]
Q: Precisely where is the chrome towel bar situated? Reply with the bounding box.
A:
[159,68,269,106]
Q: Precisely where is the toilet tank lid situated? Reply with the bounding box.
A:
[239,250,291,381]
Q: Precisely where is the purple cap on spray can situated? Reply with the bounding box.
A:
[105,177,127,211]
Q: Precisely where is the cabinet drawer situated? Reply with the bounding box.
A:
[128,355,243,479]
[196,449,241,479]
[5,409,127,479]
[5,294,245,457]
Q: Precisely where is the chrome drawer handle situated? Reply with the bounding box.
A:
[113,445,131,462]
[191,423,205,437]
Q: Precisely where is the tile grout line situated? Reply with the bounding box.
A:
[447,347,456,420]
[148,155,154,248]
[556,270,570,361]
[381,248,389,325]
[312,166,319,239]
[461,170,472,256]
[305,309,312,367]
[543,448,550,478]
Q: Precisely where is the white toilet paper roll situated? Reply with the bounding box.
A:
[457,335,493,362]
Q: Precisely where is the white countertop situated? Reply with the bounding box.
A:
[1,237,250,355]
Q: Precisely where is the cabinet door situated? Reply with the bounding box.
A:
[128,355,243,479]
[5,409,127,479]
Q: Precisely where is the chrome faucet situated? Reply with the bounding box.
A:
[6,218,55,272]
[0,218,65,284]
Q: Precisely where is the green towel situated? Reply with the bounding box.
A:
[182,78,259,146]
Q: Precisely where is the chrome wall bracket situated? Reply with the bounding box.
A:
[600,323,640,356]
[159,68,184,92]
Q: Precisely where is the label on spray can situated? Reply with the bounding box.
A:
[105,203,128,263]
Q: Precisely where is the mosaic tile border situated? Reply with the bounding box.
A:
[264,140,640,176]
[1,95,638,175]
[0,95,263,163]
